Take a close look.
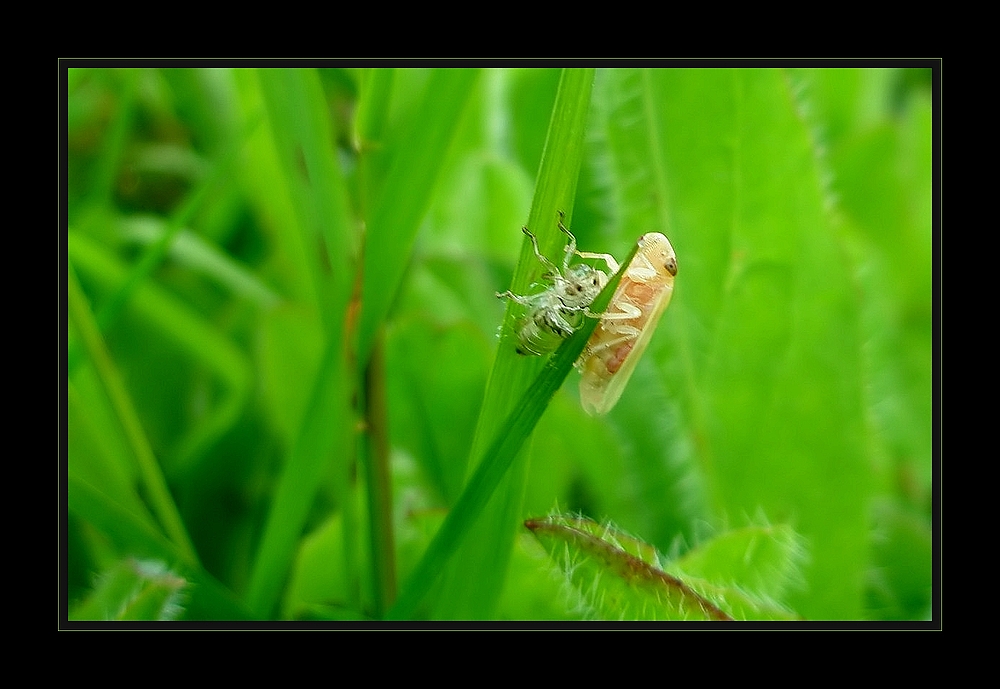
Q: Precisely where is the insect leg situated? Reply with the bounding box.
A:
[521,226,560,275]
[584,330,639,358]
[582,296,642,320]
[593,301,642,321]
[576,250,620,275]
[557,210,577,273]
[624,250,657,282]
[496,289,536,306]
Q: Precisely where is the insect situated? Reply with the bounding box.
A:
[576,232,677,416]
[497,212,619,356]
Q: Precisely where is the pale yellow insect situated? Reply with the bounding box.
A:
[576,232,678,416]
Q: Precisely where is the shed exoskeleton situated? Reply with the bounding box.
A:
[497,212,619,356]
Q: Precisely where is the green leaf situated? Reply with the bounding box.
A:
[594,68,876,620]
[68,475,253,620]
[70,558,188,621]
[670,522,807,604]
[526,514,803,621]
[526,515,732,621]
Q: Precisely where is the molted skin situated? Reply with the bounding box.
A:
[577,232,677,416]
[498,213,618,356]
[507,263,606,355]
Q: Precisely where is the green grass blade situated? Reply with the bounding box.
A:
[118,216,280,309]
[353,68,394,153]
[432,68,595,619]
[354,69,403,616]
[352,67,395,221]
[355,68,480,369]
[68,474,253,620]
[351,68,479,615]
[67,260,200,566]
[245,68,356,619]
[254,68,356,324]
[68,231,251,477]
[68,110,263,376]
[246,342,350,618]
[387,236,637,620]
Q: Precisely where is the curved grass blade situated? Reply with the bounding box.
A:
[353,67,394,154]
[67,260,199,566]
[387,239,640,620]
[68,230,252,477]
[68,474,253,620]
[118,216,281,309]
[68,109,263,376]
[245,68,357,619]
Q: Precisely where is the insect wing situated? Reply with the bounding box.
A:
[579,233,677,416]
[580,283,673,415]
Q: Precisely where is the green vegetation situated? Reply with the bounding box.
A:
[66,66,934,622]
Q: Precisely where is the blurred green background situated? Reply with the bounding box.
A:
[65,66,934,622]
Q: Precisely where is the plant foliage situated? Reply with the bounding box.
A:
[65,65,934,623]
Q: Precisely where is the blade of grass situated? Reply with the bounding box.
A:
[387,237,638,620]
[355,68,480,370]
[350,68,479,617]
[246,340,351,618]
[245,68,356,619]
[362,331,396,616]
[352,68,401,618]
[353,67,394,155]
[67,260,200,567]
[118,216,281,309]
[352,67,394,228]
[67,109,263,376]
[76,68,138,212]
[255,68,356,321]
[68,230,251,478]
[68,474,252,620]
[432,68,595,619]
